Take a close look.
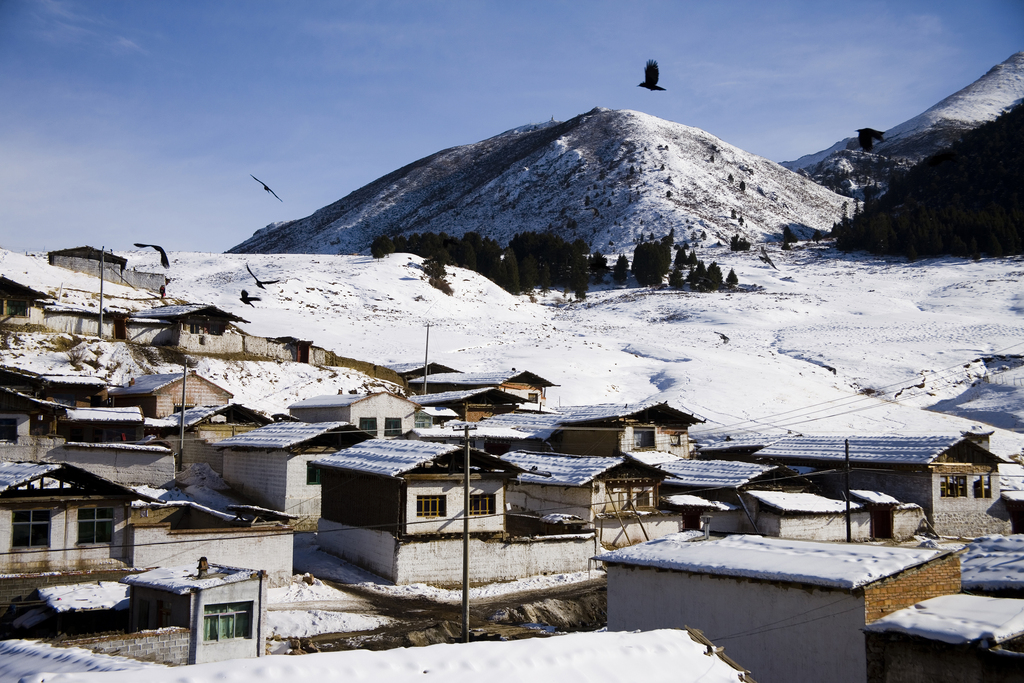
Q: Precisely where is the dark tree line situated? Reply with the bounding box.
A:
[834,104,1024,259]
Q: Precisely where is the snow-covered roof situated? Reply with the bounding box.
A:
[38,582,129,613]
[0,639,162,679]
[502,451,628,486]
[864,594,1024,645]
[484,400,700,438]
[1001,463,1024,491]
[754,435,999,465]
[64,406,144,423]
[107,373,181,395]
[0,462,62,493]
[26,628,752,683]
[746,490,861,514]
[961,535,1024,591]
[422,370,555,387]
[412,388,523,406]
[658,459,778,489]
[662,494,735,510]
[623,450,681,466]
[597,533,948,589]
[39,375,107,387]
[121,563,259,595]
[412,425,530,440]
[695,435,782,452]
[422,406,459,418]
[851,490,902,505]
[145,405,224,429]
[130,304,247,323]
[1005,491,1024,503]
[289,392,417,410]
[313,439,465,478]
[62,442,172,453]
[216,421,352,450]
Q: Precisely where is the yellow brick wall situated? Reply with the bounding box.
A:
[863,553,961,623]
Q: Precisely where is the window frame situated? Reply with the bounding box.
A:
[202,601,253,641]
[383,417,403,437]
[974,475,992,499]
[77,506,115,545]
[940,475,968,498]
[4,299,29,317]
[469,494,496,516]
[359,417,378,436]
[12,509,50,548]
[306,463,321,485]
[416,495,447,518]
[414,411,432,429]
[0,418,17,443]
[632,428,656,450]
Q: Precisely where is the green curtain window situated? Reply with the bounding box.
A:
[359,417,378,435]
[203,602,253,641]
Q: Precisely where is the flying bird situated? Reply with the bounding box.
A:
[250,175,282,201]
[134,243,169,268]
[856,128,884,152]
[245,264,281,289]
[239,289,261,307]
[926,151,957,167]
[638,60,665,91]
[758,246,778,270]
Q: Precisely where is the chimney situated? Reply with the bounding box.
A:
[129,378,135,386]
[197,556,209,579]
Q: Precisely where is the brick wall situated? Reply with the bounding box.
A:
[63,627,191,666]
[862,553,961,623]
[0,568,143,604]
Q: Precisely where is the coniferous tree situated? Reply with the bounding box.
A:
[726,268,739,286]
[613,254,629,284]
[371,235,395,260]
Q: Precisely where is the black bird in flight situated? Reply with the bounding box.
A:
[250,175,282,201]
[926,151,957,167]
[239,289,261,307]
[856,128,885,152]
[245,264,281,290]
[758,245,778,270]
[638,60,665,91]
[134,243,170,268]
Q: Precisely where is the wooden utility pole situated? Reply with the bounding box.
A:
[179,359,188,472]
[98,247,105,338]
[845,439,852,543]
[421,323,430,395]
[461,422,471,643]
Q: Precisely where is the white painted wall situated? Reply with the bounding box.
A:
[595,513,683,548]
[506,481,595,522]
[404,478,505,535]
[317,521,398,580]
[222,449,322,529]
[290,393,418,437]
[129,525,293,587]
[0,501,131,573]
[606,564,868,683]
[44,445,175,487]
[189,573,267,664]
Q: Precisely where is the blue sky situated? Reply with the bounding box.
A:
[0,0,1021,253]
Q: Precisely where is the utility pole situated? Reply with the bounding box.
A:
[845,439,852,543]
[179,358,188,473]
[98,247,105,338]
[421,323,430,395]
[460,421,477,643]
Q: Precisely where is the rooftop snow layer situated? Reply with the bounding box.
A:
[30,628,749,683]
[0,639,163,679]
[658,459,776,489]
[216,421,351,449]
[961,535,1024,591]
[121,564,259,595]
[290,393,378,409]
[502,451,627,486]
[39,582,129,613]
[746,490,860,514]
[65,406,144,423]
[864,594,1024,645]
[0,462,62,492]
[597,533,946,589]
[754,435,981,465]
[413,425,529,440]
[40,375,107,386]
[851,490,902,505]
[662,494,735,510]
[314,439,462,477]
[145,405,225,429]
[412,388,522,405]
[107,374,183,395]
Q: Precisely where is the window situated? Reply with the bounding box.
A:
[633,429,655,449]
[172,405,195,414]
[78,507,114,544]
[4,299,28,317]
[974,476,992,499]
[0,418,16,442]
[359,417,378,436]
[606,483,656,511]
[670,434,682,446]
[528,393,539,403]
[306,463,321,485]
[384,417,403,437]
[203,602,252,641]
[12,510,50,548]
[414,411,432,429]
[416,495,446,518]
[469,494,495,516]
[940,475,968,498]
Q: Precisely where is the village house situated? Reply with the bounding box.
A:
[48,246,167,291]
[0,276,49,327]
[600,533,962,683]
[0,367,107,408]
[0,387,66,461]
[109,371,233,419]
[864,594,1024,683]
[727,435,1010,537]
[411,421,536,455]
[960,534,1024,598]
[410,387,524,423]
[288,391,420,438]
[121,561,269,665]
[215,421,372,529]
[388,361,461,388]
[56,406,146,444]
[500,450,685,548]
[313,439,597,586]
[417,369,557,410]
[482,399,704,458]
[145,404,272,475]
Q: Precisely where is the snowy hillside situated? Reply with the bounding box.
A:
[228,108,847,256]
[782,51,1024,195]
[3,246,1024,458]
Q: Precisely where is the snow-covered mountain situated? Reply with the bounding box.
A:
[228,108,847,256]
[783,51,1024,197]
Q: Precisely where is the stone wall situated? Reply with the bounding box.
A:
[64,627,190,666]
[862,553,961,623]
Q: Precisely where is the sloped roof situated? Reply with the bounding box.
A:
[502,451,629,486]
[0,386,68,414]
[144,404,270,430]
[662,494,735,510]
[597,533,948,590]
[412,388,524,406]
[389,362,461,377]
[961,534,1024,591]
[64,406,144,424]
[39,375,108,387]
[314,439,520,479]
[38,581,129,613]
[483,400,702,438]
[0,461,145,497]
[422,370,557,388]
[753,435,1003,465]
[851,490,902,505]
[0,275,51,300]
[121,563,259,595]
[108,372,232,398]
[746,490,861,514]
[0,462,63,493]
[130,304,248,324]
[289,392,418,410]
[216,421,352,450]
[864,594,1024,646]
[658,459,778,489]
[696,434,783,453]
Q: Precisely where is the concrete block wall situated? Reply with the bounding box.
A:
[0,502,132,575]
[64,627,191,666]
[862,553,961,623]
[403,478,505,535]
[45,445,175,487]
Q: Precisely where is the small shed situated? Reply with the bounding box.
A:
[109,372,233,419]
[0,276,50,326]
[288,392,420,438]
[410,387,524,423]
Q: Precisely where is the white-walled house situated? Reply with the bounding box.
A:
[501,450,685,548]
[288,392,420,438]
[215,421,371,530]
[600,534,962,683]
[313,440,597,586]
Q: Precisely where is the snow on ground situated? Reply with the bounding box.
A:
[0,639,164,681]
[268,609,393,638]
[2,246,1024,457]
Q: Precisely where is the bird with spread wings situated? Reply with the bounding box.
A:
[134,243,170,268]
[246,264,281,290]
[638,60,665,91]
[250,175,282,201]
